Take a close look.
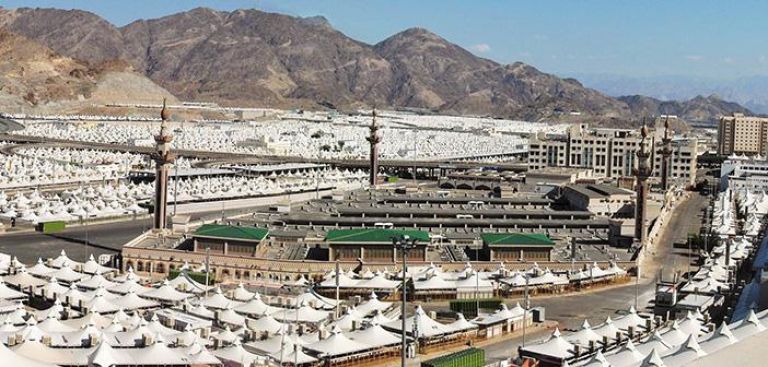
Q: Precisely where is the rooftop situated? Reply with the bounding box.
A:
[565,184,634,199]
[325,228,431,243]
[193,224,269,242]
[481,233,555,247]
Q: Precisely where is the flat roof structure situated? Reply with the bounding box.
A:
[336,206,592,220]
[283,214,610,229]
[193,224,269,242]
[481,233,555,247]
[368,195,551,206]
[565,184,634,199]
[326,228,430,243]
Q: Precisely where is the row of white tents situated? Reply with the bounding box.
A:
[317,261,628,298]
[526,307,768,367]
[15,117,527,161]
[0,250,487,366]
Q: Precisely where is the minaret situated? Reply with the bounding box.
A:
[366,108,381,187]
[660,116,673,192]
[152,98,175,231]
[634,122,652,246]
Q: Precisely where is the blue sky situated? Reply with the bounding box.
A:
[4,0,768,79]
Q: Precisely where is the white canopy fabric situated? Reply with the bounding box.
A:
[108,279,149,295]
[269,345,318,365]
[48,264,85,283]
[5,268,47,289]
[234,293,278,316]
[82,255,115,275]
[0,277,27,301]
[217,306,247,326]
[383,305,457,338]
[110,291,160,311]
[141,280,191,303]
[230,283,255,301]
[273,304,331,324]
[520,328,574,359]
[28,259,55,278]
[355,292,392,315]
[0,333,58,367]
[246,312,287,335]
[347,322,402,349]
[200,287,240,310]
[213,340,266,367]
[168,272,211,294]
[78,274,119,290]
[305,327,373,357]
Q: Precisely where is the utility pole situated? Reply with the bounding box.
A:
[393,235,417,367]
[335,256,340,320]
[205,246,211,298]
[522,275,530,347]
[475,247,480,317]
[687,235,692,277]
[635,249,640,310]
[173,160,179,216]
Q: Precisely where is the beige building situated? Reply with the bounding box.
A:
[561,184,635,218]
[528,124,697,186]
[718,113,768,155]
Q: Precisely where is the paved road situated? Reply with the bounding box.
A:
[0,202,275,264]
[0,220,149,264]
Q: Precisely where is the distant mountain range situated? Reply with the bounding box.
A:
[573,73,768,114]
[0,29,174,113]
[0,6,754,126]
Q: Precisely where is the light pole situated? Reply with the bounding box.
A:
[475,247,480,317]
[522,275,530,347]
[204,246,211,297]
[393,234,417,367]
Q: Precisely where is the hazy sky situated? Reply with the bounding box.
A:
[5,0,768,79]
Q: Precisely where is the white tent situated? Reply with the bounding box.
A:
[141,280,191,303]
[234,293,277,317]
[78,273,119,290]
[230,283,255,301]
[269,344,318,365]
[273,303,331,324]
[5,268,47,289]
[246,311,287,335]
[213,339,266,367]
[383,305,457,338]
[520,328,574,360]
[305,326,373,358]
[82,254,115,275]
[110,291,160,311]
[28,259,55,278]
[108,279,149,295]
[200,286,240,310]
[0,276,27,301]
[355,292,392,316]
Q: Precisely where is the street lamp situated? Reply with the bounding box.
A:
[393,234,417,366]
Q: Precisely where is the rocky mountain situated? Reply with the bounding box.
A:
[0,6,751,125]
[0,28,175,113]
[574,73,768,115]
[619,94,752,123]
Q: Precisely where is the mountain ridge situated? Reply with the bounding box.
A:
[0,6,752,125]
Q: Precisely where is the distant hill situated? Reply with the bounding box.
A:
[0,29,174,112]
[574,73,768,115]
[0,6,752,126]
[619,94,752,124]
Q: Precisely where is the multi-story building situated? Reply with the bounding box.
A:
[718,113,768,155]
[720,154,768,191]
[528,124,697,186]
